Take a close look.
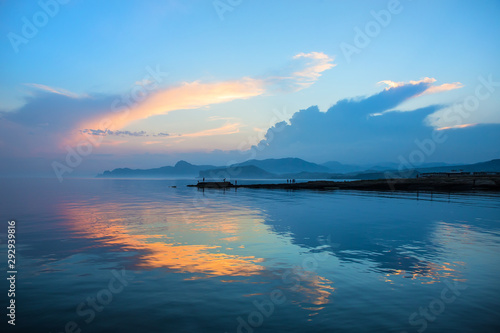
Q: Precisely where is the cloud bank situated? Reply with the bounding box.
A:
[0,52,336,157]
[251,78,499,164]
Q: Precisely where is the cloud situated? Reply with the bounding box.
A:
[79,52,335,135]
[265,52,336,92]
[78,78,264,136]
[80,129,169,137]
[290,52,336,89]
[180,123,240,138]
[423,82,464,95]
[251,79,499,164]
[436,123,476,131]
[378,77,463,96]
[25,83,84,99]
[1,51,336,157]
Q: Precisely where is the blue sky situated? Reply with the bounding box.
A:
[1,0,499,176]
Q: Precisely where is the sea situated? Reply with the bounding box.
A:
[1,177,499,332]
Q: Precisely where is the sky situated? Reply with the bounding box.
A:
[1,0,499,177]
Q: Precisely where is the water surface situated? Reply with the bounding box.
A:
[1,178,499,332]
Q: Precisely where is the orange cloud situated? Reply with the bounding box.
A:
[423,82,464,95]
[180,122,241,138]
[378,77,463,96]
[52,52,336,147]
[437,123,476,131]
[79,78,264,135]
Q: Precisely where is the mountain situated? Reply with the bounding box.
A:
[414,159,500,173]
[322,161,452,174]
[347,159,500,180]
[97,158,500,180]
[321,161,365,173]
[233,158,329,174]
[199,165,277,179]
[97,160,218,178]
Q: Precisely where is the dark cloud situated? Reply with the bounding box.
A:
[252,83,500,164]
[1,92,115,131]
[80,129,169,137]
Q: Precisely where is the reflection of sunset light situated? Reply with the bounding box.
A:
[383,221,470,285]
[382,261,464,285]
[57,200,336,307]
[59,203,265,278]
[295,274,335,306]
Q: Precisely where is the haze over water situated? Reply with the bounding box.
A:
[1,178,499,333]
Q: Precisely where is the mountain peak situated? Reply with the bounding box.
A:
[174,160,193,168]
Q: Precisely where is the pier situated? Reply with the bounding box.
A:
[188,175,500,192]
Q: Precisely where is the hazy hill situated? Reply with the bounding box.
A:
[346,159,500,180]
[321,161,365,173]
[233,158,329,174]
[322,161,452,174]
[415,159,500,173]
[199,165,276,179]
[97,158,500,180]
[98,160,218,178]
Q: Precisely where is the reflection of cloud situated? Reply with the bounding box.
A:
[294,273,335,307]
[60,202,265,278]
[383,261,464,285]
[57,196,336,308]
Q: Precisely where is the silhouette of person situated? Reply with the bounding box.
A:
[203,177,205,182]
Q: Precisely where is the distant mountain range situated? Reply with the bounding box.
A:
[97,160,217,178]
[234,158,330,174]
[98,158,500,179]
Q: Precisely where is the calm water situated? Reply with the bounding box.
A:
[1,178,499,333]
